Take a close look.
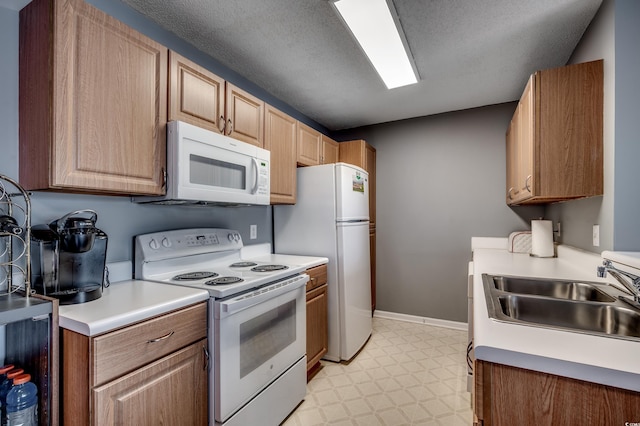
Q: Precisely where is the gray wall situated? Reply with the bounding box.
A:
[337,105,544,322]
[0,3,280,265]
[612,0,640,250]
[547,0,640,252]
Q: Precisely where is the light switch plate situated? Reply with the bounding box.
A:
[592,224,600,247]
[250,224,257,240]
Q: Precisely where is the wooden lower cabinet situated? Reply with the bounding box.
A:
[93,340,208,426]
[305,264,328,380]
[474,360,640,425]
[61,302,208,426]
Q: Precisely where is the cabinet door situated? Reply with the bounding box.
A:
[93,339,208,426]
[169,51,225,134]
[516,75,534,201]
[365,144,376,228]
[265,104,297,204]
[338,140,366,168]
[321,135,339,164]
[225,83,264,147]
[477,360,640,425]
[306,284,328,374]
[20,0,167,195]
[506,76,535,206]
[505,119,517,203]
[297,122,322,166]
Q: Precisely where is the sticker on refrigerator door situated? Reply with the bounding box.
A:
[352,172,364,192]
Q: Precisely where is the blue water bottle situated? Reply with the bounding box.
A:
[5,374,37,426]
[0,366,14,426]
[0,368,23,426]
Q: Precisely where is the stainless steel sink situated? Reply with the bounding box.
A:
[497,294,640,338]
[491,275,616,302]
[483,274,640,341]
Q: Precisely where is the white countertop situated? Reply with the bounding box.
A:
[59,280,209,337]
[241,243,328,270]
[472,244,640,392]
[250,253,328,270]
[58,252,325,337]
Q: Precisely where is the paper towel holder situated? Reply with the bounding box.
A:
[530,219,556,258]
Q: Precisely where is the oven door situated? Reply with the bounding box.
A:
[213,274,307,423]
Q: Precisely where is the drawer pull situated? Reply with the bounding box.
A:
[147,330,174,343]
[203,345,209,371]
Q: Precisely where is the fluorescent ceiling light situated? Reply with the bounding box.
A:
[332,0,419,89]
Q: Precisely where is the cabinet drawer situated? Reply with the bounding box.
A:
[92,302,207,386]
[306,264,327,292]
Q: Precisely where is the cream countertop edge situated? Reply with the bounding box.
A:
[251,254,328,269]
[241,243,329,269]
[472,245,640,392]
[58,280,209,337]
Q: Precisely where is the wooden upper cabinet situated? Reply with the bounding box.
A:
[265,104,297,204]
[506,77,534,204]
[506,60,603,205]
[297,122,322,166]
[19,0,167,195]
[169,52,265,147]
[169,51,225,133]
[321,135,339,164]
[225,83,265,147]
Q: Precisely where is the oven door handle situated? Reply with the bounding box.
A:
[218,275,308,317]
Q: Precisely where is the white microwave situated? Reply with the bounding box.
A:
[135,121,270,205]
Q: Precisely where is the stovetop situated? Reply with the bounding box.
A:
[134,228,306,298]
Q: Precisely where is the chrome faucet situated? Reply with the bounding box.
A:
[597,260,640,302]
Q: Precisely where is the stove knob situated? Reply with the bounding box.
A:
[149,238,159,250]
[162,237,172,248]
[234,233,241,242]
[227,233,234,242]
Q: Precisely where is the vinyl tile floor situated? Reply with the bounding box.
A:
[283,317,473,425]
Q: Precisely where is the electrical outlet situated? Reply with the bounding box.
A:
[592,224,600,247]
[250,224,257,240]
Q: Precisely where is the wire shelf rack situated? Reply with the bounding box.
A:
[0,174,31,296]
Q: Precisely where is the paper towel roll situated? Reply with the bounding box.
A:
[531,220,554,257]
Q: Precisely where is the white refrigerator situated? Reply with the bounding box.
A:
[274,162,372,361]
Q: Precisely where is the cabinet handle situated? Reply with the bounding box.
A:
[203,345,209,371]
[525,175,532,192]
[507,187,514,200]
[226,118,233,135]
[147,330,174,343]
[161,167,167,189]
[219,115,225,133]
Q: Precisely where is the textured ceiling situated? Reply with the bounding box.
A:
[121,0,603,131]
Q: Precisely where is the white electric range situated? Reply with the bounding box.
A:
[134,228,308,426]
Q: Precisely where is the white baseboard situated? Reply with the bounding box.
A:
[374,310,467,331]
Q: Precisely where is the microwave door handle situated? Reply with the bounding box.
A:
[251,158,259,194]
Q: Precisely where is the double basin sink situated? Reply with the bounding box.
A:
[483,274,640,341]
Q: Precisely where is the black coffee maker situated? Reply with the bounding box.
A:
[31,209,108,304]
